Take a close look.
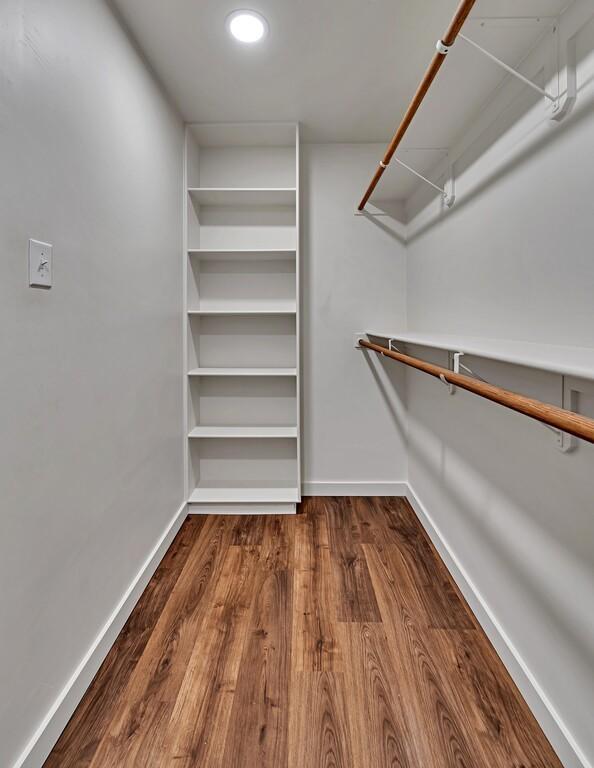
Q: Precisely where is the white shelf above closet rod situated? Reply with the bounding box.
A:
[360,331,594,382]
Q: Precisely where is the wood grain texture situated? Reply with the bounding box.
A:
[45,498,563,768]
[161,544,259,767]
[289,672,354,768]
[340,622,414,768]
[325,497,381,623]
[293,505,342,672]
[222,567,292,767]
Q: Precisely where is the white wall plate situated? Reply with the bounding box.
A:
[29,239,52,288]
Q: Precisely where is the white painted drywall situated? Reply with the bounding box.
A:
[0,2,183,766]
[404,7,594,766]
[301,144,408,491]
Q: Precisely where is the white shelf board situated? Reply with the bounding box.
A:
[188,248,296,261]
[188,304,296,316]
[188,367,297,377]
[364,331,594,381]
[189,486,299,504]
[188,188,296,206]
[188,426,298,439]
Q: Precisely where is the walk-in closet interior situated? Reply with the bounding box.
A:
[1,1,593,766]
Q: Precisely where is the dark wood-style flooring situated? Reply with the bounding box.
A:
[45,497,561,767]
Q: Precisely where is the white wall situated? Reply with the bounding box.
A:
[0,2,183,766]
[301,144,408,493]
[404,6,594,767]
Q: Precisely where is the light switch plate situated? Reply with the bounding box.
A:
[29,239,52,287]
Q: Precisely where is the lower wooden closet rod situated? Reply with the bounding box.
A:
[359,339,594,444]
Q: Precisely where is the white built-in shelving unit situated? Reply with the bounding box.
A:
[184,122,301,514]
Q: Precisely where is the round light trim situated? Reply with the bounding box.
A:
[226,10,268,44]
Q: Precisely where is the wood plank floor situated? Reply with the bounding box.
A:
[45,497,562,768]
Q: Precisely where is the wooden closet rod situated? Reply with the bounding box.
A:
[359,339,594,444]
[358,0,477,211]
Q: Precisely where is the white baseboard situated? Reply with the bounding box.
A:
[188,502,296,515]
[302,481,408,496]
[406,484,590,768]
[13,501,188,768]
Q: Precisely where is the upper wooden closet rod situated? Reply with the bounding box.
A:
[358,0,478,211]
[359,339,594,445]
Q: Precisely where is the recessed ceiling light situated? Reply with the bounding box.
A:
[226,10,268,44]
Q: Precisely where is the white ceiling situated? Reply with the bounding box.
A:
[112,0,569,197]
[112,0,568,140]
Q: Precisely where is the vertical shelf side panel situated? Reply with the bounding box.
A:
[183,129,190,500]
[295,124,302,501]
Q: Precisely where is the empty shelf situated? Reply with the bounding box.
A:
[188,248,296,261]
[189,486,299,504]
[188,426,298,438]
[188,303,296,316]
[188,188,296,206]
[188,367,297,377]
[364,331,594,381]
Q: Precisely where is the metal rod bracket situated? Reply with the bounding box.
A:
[459,33,557,102]
[446,351,464,394]
[556,376,578,453]
[436,39,452,55]
[392,155,456,208]
[354,332,366,349]
[546,24,577,123]
[443,168,456,208]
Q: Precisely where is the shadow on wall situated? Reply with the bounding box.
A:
[408,94,594,244]
[361,350,408,446]
[357,207,408,245]
[367,350,594,679]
